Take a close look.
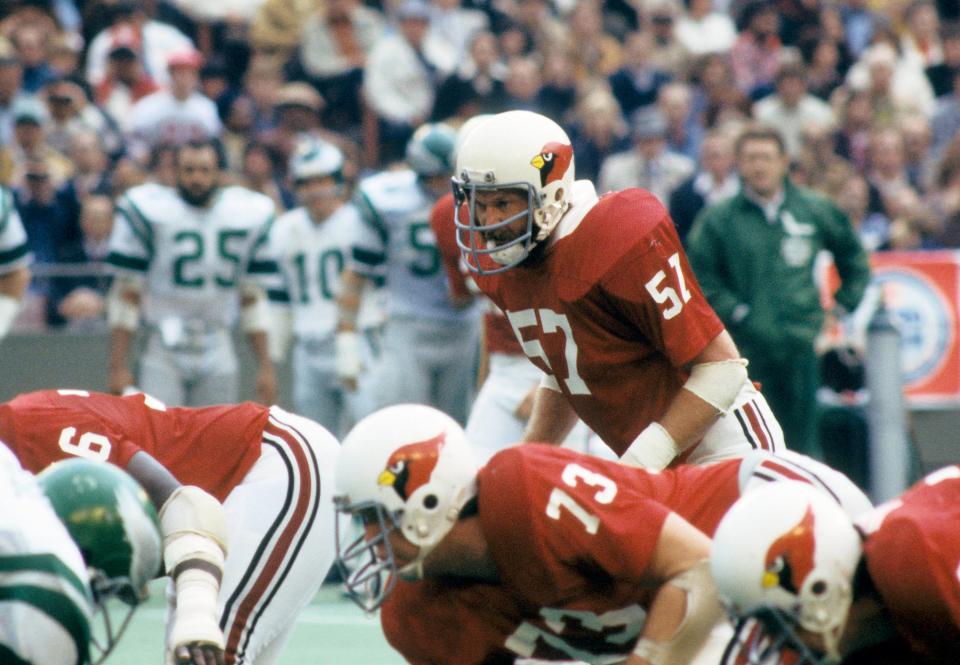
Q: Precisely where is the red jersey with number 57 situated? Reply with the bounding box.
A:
[0,389,268,501]
[382,444,743,664]
[858,465,960,661]
[472,187,724,455]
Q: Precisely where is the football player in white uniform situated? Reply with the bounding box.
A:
[0,444,164,665]
[261,139,383,437]
[106,139,278,406]
[0,185,31,341]
[336,123,482,424]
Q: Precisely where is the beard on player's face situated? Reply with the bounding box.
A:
[177,181,217,207]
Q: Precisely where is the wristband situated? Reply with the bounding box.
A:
[620,422,679,471]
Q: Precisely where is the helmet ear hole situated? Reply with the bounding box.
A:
[811,580,827,595]
[554,187,564,202]
[423,494,438,510]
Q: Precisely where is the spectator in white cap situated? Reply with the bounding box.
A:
[126,48,222,163]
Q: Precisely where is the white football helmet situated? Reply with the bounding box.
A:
[453,110,575,274]
[334,404,478,611]
[711,481,864,664]
[290,137,345,184]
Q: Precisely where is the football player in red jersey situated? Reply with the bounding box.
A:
[0,388,339,665]
[452,110,784,470]
[712,469,960,665]
[333,404,870,665]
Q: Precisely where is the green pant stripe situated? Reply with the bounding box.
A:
[0,554,91,601]
[0,585,91,665]
[0,643,31,665]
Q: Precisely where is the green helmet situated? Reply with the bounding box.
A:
[38,459,163,662]
[405,122,457,177]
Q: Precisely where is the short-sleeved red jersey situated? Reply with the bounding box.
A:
[473,189,725,454]
[383,445,741,663]
[0,389,269,502]
[859,465,960,661]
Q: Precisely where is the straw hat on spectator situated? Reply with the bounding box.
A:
[274,82,325,114]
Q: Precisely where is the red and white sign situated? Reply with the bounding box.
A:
[824,251,960,407]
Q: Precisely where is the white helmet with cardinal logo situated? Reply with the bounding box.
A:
[333,404,478,610]
[453,110,575,274]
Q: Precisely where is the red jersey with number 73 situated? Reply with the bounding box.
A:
[383,444,742,664]
[0,389,268,501]
[472,187,724,455]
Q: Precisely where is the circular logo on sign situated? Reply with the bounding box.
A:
[876,270,954,385]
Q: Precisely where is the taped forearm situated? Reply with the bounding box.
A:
[682,359,749,413]
[240,283,269,333]
[0,293,20,338]
[160,486,228,651]
[632,559,725,665]
[106,277,143,331]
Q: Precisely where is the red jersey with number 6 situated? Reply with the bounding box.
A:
[0,389,268,501]
[472,187,725,455]
[858,465,960,661]
[383,444,743,664]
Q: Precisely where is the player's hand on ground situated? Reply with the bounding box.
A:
[174,641,224,665]
[109,366,136,395]
[256,363,278,405]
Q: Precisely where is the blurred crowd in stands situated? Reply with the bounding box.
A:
[1,0,958,330]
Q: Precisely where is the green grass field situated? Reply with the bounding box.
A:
[109,580,406,664]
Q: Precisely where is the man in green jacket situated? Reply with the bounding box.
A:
[687,125,871,458]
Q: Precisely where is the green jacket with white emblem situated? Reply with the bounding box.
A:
[686,179,871,361]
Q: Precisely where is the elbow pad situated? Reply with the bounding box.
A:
[159,485,228,575]
[683,359,749,414]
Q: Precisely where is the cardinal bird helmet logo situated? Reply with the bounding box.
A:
[377,432,446,501]
[762,505,817,595]
[530,142,573,188]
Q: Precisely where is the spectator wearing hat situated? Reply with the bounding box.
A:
[363,0,455,164]
[259,81,361,181]
[94,28,161,131]
[127,49,222,163]
[608,30,673,120]
[597,106,694,204]
[7,96,73,188]
[752,61,835,157]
